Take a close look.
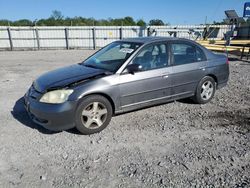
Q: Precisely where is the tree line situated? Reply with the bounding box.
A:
[0,10,166,26]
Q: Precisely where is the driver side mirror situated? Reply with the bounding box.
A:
[126,64,142,74]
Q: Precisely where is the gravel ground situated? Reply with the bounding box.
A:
[0,50,249,188]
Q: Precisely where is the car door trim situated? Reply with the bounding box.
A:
[121,85,172,97]
[121,91,191,108]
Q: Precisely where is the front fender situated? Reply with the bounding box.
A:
[68,75,121,112]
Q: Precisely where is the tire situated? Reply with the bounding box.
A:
[75,95,113,134]
[192,76,216,104]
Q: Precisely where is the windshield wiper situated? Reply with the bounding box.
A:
[83,63,113,73]
[83,64,98,69]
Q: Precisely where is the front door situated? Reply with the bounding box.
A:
[118,42,173,109]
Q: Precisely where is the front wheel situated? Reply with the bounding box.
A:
[192,76,216,104]
[75,95,113,134]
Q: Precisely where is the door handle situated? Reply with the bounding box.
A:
[162,75,169,79]
[161,72,170,79]
[199,67,206,70]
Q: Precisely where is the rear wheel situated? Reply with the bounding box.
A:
[75,95,113,134]
[193,76,216,104]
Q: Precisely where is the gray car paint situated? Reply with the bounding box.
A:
[25,37,229,131]
[69,37,228,114]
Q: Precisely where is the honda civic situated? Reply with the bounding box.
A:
[24,37,229,134]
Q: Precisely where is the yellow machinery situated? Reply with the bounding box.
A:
[196,40,250,59]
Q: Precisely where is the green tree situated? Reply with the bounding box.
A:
[110,18,124,26]
[0,10,170,26]
[13,19,33,26]
[123,16,136,26]
[0,19,11,26]
[36,19,47,26]
[149,19,165,26]
[136,19,146,26]
[96,19,110,26]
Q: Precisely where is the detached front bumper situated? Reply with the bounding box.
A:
[24,90,77,131]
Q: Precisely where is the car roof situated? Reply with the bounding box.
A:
[120,37,181,44]
[120,37,216,59]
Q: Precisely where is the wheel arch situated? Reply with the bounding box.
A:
[78,92,116,114]
[192,74,217,104]
[206,74,218,87]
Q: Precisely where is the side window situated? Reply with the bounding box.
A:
[171,43,197,65]
[132,43,168,71]
[196,47,206,61]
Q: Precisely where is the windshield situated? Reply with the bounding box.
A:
[82,41,142,72]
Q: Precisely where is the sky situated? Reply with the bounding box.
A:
[0,0,247,24]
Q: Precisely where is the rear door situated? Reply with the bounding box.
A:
[170,41,207,99]
[119,42,173,109]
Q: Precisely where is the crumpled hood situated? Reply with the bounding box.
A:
[33,64,107,93]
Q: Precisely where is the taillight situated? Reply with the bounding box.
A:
[226,57,229,64]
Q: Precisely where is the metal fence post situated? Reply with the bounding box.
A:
[92,27,96,50]
[35,28,40,50]
[7,27,13,51]
[147,27,150,36]
[65,28,69,50]
[119,27,123,39]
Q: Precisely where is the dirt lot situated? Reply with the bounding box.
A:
[0,50,249,188]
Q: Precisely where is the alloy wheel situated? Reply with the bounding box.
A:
[81,102,108,129]
[200,80,214,100]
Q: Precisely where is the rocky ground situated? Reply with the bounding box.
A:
[0,50,249,188]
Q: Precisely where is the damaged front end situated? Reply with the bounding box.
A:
[32,71,111,104]
[23,63,113,131]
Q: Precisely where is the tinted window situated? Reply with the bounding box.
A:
[171,43,197,65]
[132,43,168,71]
